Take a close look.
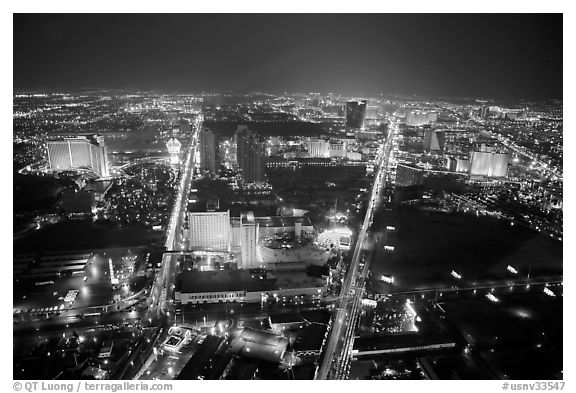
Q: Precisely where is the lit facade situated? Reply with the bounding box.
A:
[405,110,438,126]
[239,212,260,269]
[188,210,231,252]
[470,151,509,177]
[166,137,182,164]
[307,138,330,158]
[47,135,109,177]
[329,140,347,158]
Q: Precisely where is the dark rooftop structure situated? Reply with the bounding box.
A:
[175,270,276,294]
[229,328,289,364]
[221,357,259,380]
[255,216,313,228]
[270,310,331,355]
[292,324,329,354]
[176,335,224,380]
[58,190,95,215]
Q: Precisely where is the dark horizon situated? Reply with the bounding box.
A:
[14,14,563,99]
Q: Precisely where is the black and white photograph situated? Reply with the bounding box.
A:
[7,2,569,387]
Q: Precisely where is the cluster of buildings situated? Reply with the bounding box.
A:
[405,110,438,127]
[174,267,328,305]
[180,203,326,305]
[306,138,353,159]
[200,125,266,184]
[447,146,510,178]
[175,309,331,380]
[476,105,527,120]
[187,208,315,268]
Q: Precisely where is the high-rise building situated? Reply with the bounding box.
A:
[235,125,265,184]
[346,100,367,129]
[488,153,510,178]
[470,151,509,177]
[423,130,446,152]
[47,135,109,177]
[239,211,260,269]
[200,127,217,172]
[395,164,424,187]
[307,138,330,158]
[188,210,231,252]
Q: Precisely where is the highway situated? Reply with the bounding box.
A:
[128,116,201,379]
[148,116,200,316]
[316,117,397,380]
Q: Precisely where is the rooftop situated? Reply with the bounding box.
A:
[274,269,326,290]
[176,270,276,294]
[229,328,289,364]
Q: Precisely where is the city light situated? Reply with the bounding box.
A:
[11,16,563,381]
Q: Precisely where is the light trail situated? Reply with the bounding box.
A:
[316,117,397,380]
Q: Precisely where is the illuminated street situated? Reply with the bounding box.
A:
[12,13,563,382]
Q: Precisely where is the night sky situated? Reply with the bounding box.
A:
[13,14,562,99]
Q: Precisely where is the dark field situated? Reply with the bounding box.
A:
[13,220,164,253]
[369,206,562,292]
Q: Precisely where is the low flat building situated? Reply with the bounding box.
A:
[174,267,328,305]
[273,268,328,298]
[229,328,288,364]
[83,180,113,202]
[255,216,315,240]
[231,215,315,244]
[177,335,225,380]
[174,270,276,304]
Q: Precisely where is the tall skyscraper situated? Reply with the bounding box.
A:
[346,100,367,129]
[188,210,231,252]
[47,135,109,177]
[239,211,259,269]
[423,130,446,152]
[200,127,217,172]
[235,125,265,184]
